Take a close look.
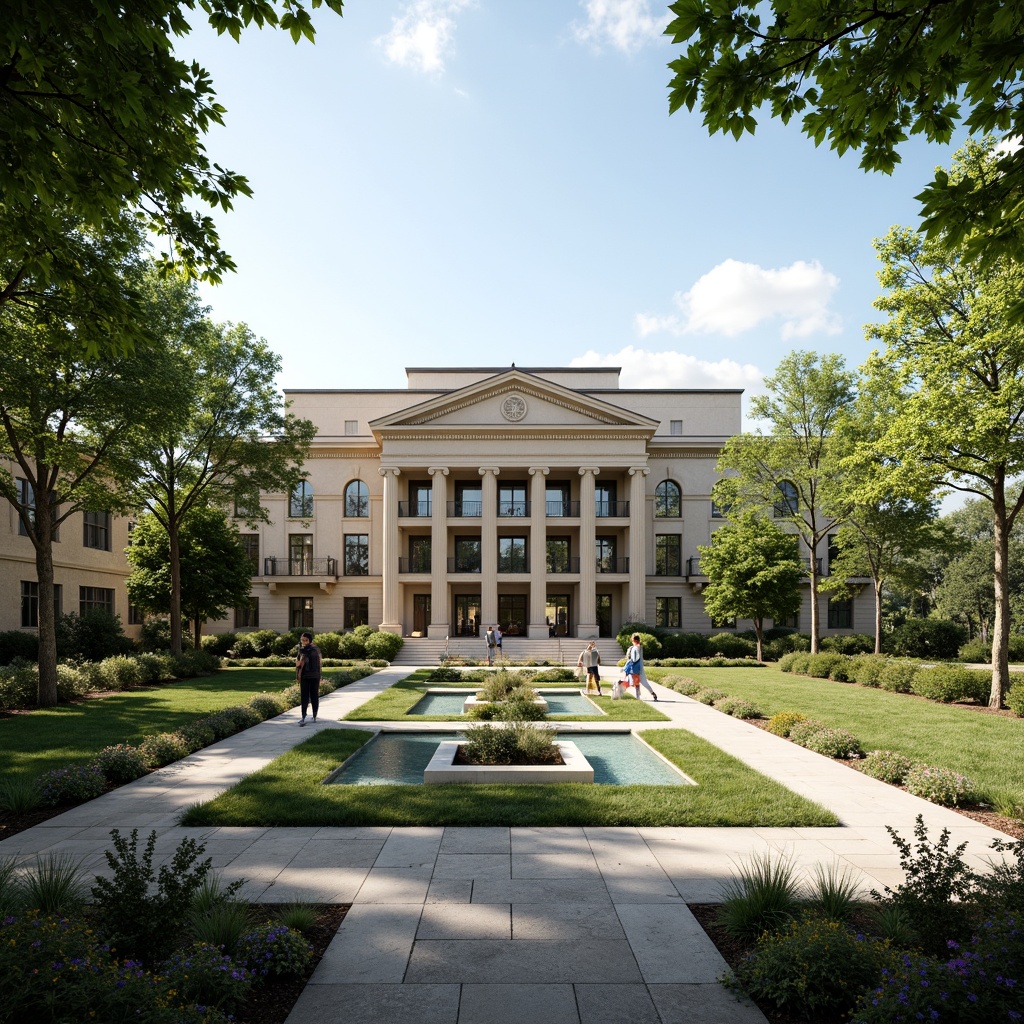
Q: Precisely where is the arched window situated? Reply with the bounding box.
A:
[289,480,313,518]
[344,479,369,518]
[774,480,799,518]
[655,480,681,518]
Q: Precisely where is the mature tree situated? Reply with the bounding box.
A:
[867,144,1024,705]
[698,510,804,661]
[715,350,856,651]
[126,507,254,646]
[933,540,999,642]
[2,0,344,348]
[129,273,315,655]
[667,3,1024,268]
[0,240,169,704]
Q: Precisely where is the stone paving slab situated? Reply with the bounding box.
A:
[458,984,580,1024]
[286,983,460,1024]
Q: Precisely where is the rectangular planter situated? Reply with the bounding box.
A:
[423,740,594,784]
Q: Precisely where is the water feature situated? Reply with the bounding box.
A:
[325,731,694,786]
[409,689,600,716]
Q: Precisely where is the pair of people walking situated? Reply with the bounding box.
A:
[623,632,658,700]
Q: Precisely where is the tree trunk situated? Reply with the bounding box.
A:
[874,579,884,655]
[754,618,764,662]
[808,567,820,654]
[194,615,202,649]
[169,519,183,656]
[990,471,1011,708]
[33,482,58,707]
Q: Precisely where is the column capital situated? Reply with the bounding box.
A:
[479,466,501,476]
[577,466,601,476]
[528,466,549,477]
[427,466,449,477]
[378,466,401,477]
[628,466,650,477]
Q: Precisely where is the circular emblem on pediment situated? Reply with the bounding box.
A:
[501,393,528,422]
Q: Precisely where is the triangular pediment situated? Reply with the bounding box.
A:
[368,369,658,433]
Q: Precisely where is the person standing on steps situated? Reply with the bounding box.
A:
[484,625,497,666]
[627,632,658,701]
[576,640,603,696]
[296,631,322,725]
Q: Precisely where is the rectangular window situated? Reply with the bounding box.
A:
[289,533,313,574]
[595,536,617,573]
[290,481,313,518]
[409,482,432,517]
[595,482,617,518]
[454,536,481,573]
[53,584,62,618]
[828,596,853,629]
[545,482,572,517]
[82,511,111,550]
[774,481,799,518]
[17,478,33,536]
[454,483,482,517]
[344,534,369,575]
[128,604,145,625]
[546,537,570,573]
[670,420,683,435]
[498,483,528,517]
[344,596,369,630]
[711,499,728,519]
[656,596,681,628]
[655,534,682,576]
[344,419,358,435]
[241,533,260,575]
[20,581,38,627]
[774,612,799,629]
[498,536,527,572]
[289,596,314,630]
[80,586,114,615]
[409,536,431,572]
[235,598,260,628]
[827,532,840,575]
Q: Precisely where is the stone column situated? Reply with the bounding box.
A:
[528,466,549,637]
[479,467,499,628]
[577,467,599,638]
[427,466,449,638]
[628,466,649,623]
[378,467,402,634]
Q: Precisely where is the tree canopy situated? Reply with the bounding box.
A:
[666,1,1024,265]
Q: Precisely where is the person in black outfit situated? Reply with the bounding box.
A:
[296,631,322,726]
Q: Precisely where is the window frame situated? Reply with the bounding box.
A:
[655,534,682,576]
[82,510,112,550]
[655,479,682,518]
[344,479,370,518]
[656,596,681,628]
[289,480,314,519]
[344,533,370,576]
[288,596,314,630]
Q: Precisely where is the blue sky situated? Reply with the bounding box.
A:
[182,1,966,405]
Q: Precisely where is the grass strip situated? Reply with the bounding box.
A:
[344,670,670,723]
[180,727,838,828]
[0,667,308,782]
[651,665,1024,805]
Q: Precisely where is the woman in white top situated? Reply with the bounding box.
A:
[627,633,658,700]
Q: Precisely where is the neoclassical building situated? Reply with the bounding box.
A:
[219,366,869,641]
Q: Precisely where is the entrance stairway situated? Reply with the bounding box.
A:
[388,636,625,668]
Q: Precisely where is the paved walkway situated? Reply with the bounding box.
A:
[0,668,1012,1024]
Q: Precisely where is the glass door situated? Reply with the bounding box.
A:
[498,595,527,635]
[414,594,430,634]
[596,595,612,637]
[546,594,570,636]
[454,594,480,636]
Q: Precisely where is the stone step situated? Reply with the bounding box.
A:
[389,636,625,667]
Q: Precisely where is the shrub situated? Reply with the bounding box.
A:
[531,667,576,681]
[878,659,919,693]
[616,621,656,650]
[716,696,762,718]
[38,763,106,805]
[312,631,344,658]
[765,711,807,737]
[55,608,135,662]
[190,900,253,953]
[138,618,194,651]
[806,652,844,678]
[336,631,367,658]
[790,723,863,759]
[98,654,145,689]
[663,676,702,695]
[1008,679,1024,717]
[809,861,863,922]
[861,750,916,785]
[201,632,238,657]
[717,851,803,942]
[364,630,404,661]
[911,664,989,703]
[248,692,288,719]
[958,632,1024,663]
[0,663,38,710]
[820,633,875,656]
[903,764,975,806]
[271,630,303,656]
[828,655,856,682]
[461,721,558,765]
[160,942,252,1011]
[850,653,888,687]
[219,703,264,731]
[762,631,812,661]
[235,923,313,980]
[138,731,191,769]
[426,666,463,681]
[0,629,39,664]
[659,632,711,658]
[178,720,217,752]
[885,617,967,659]
[16,851,90,915]
[0,776,41,815]
[706,633,757,659]
[729,915,897,1019]
[775,651,800,673]
[692,687,727,705]
[787,652,813,675]
[136,651,175,682]
[54,662,91,700]
[231,629,279,658]
[94,743,148,783]
[170,647,221,678]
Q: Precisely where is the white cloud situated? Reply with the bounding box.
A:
[570,346,764,391]
[377,0,474,74]
[637,258,842,340]
[572,0,671,54]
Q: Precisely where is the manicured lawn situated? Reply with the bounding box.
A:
[180,727,838,828]
[344,669,671,723]
[649,665,1024,806]
[0,667,301,782]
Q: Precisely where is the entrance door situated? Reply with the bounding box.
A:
[596,595,612,638]
[498,594,527,635]
[454,594,480,636]
[413,594,430,634]
[546,594,570,636]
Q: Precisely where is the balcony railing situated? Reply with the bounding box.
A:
[398,557,431,573]
[263,556,338,577]
[595,500,630,518]
[498,500,530,517]
[596,557,630,574]
[447,557,482,573]
[654,562,684,577]
[546,500,580,517]
[397,501,432,517]
[547,558,580,574]
[497,560,530,574]
[447,500,482,518]
[686,556,704,577]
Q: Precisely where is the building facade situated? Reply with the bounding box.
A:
[0,460,140,637]
[217,366,870,640]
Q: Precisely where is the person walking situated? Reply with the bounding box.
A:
[627,632,658,700]
[484,625,497,665]
[576,640,603,696]
[296,631,322,725]
[493,624,503,660]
